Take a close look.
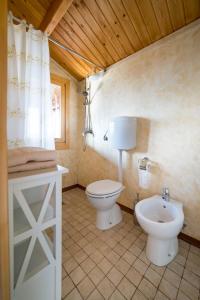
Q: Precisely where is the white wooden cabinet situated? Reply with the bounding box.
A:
[8,166,68,300]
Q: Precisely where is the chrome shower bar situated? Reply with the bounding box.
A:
[48,37,104,70]
[10,14,104,70]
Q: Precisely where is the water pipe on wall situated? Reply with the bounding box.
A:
[118,150,123,183]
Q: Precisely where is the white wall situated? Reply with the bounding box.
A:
[77,20,200,240]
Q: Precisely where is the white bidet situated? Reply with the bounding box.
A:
[135,195,184,266]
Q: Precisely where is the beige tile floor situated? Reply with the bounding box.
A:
[62,189,200,300]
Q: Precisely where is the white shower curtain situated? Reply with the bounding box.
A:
[7,13,54,149]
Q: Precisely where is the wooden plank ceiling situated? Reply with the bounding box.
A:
[9,0,200,80]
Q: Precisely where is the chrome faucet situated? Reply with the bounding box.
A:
[162,187,170,202]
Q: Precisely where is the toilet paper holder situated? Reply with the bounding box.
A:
[138,157,151,171]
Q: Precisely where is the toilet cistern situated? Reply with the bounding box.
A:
[109,116,137,183]
[162,187,170,202]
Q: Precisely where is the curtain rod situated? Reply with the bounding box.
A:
[10,14,104,71]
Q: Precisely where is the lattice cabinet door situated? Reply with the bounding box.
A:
[8,166,68,300]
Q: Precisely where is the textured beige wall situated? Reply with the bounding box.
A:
[50,59,80,187]
[77,20,200,240]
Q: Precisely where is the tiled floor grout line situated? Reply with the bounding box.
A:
[62,230,138,298]
[62,198,114,298]
[174,243,190,300]
[63,226,150,299]
[63,227,136,299]
[66,212,167,299]
[61,190,200,300]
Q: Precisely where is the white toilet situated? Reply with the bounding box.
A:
[135,195,184,266]
[86,116,137,230]
[86,179,124,230]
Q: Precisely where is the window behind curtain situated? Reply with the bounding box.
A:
[50,74,70,150]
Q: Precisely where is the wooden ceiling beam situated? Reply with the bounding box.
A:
[40,0,74,35]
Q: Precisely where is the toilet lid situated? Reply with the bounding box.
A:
[86,180,123,196]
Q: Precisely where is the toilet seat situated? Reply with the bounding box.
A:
[86,189,123,198]
[86,180,123,198]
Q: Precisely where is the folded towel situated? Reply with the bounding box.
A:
[8,147,56,167]
[8,160,57,173]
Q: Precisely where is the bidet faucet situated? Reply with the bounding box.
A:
[162,187,170,202]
